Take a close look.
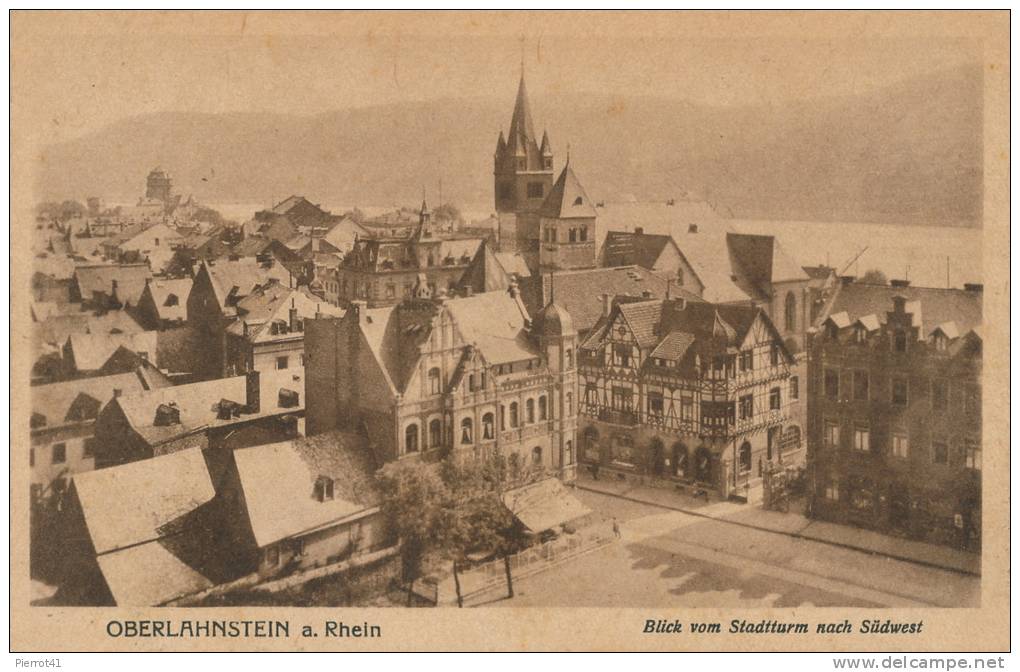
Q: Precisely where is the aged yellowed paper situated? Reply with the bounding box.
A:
[10,10,1009,652]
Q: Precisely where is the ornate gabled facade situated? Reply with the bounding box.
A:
[335,201,483,307]
[305,280,579,480]
[808,287,983,550]
[577,295,799,501]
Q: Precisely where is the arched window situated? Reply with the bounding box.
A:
[499,404,506,430]
[482,413,494,440]
[565,440,574,465]
[509,402,519,427]
[784,292,797,333]
[566,392,573,415]
[739,441,752,473]
[460,417,473,444]
[676,267,684,286]
[565,349,573,369]
[532,446,543,465]
[526,399,535,424]
[428,367,441,395]
[405,424,419,453]
[429,419,442,449]
[538,395,548,421]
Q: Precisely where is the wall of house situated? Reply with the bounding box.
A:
[30,425,95,503]
[257,510,391,579]
[807,318,982,550]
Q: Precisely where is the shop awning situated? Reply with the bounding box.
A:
[501,478,592,533]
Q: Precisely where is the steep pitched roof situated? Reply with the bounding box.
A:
[507,75,538,155]
[226,283,343,342]
[72,449,220,605]
[617,300,666,348]
[602,231,677,269]
[110,367,305,450]
[74,264,152,306]
[444,290,537,365]
[144,278,192,322]
[822,283,982,336]
[31,371,151,428]
[65,331,159,372]
[232,431,380,548]
[539,163,597,219]
[519,266,698,335]
[458,241,515,293]
[201,259,294,310]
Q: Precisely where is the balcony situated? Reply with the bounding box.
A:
[597,408,640,426]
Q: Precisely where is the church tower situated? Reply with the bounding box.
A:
[493,73,554,254]
[538,159,598,271]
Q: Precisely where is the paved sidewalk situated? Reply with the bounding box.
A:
[572,473,980,576]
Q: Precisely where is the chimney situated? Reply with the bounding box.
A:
[964,283,983,292]
[890,279,911,288]
[289,297,299,332]
[601,293,612,318]
[245,369,261,414]
[634,227,644,236]
[154,401,180,426]
[112,388,122,398]
[508,279,520,299]
[688,224,698,234]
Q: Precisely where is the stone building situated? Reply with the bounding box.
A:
[576,295,798,502]
[305,280,579,480]
[492,73,598,273]
[807,283,983,550]
[334,202,483,308]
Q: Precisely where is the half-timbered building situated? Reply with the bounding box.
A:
[577,295,798,501]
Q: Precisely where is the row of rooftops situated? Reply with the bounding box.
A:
[69,428,378,605]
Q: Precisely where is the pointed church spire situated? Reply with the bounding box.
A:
[540,130,552,156]
[509,72,537,144]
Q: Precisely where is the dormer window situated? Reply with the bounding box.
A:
[314,476,335,502]
[932,333,948,351]
[573,196,583,206]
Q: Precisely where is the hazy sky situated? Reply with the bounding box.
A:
[13,11,985,145]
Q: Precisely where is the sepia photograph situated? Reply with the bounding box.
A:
[9,9,1010,654]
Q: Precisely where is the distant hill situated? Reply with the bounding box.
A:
[36,64,982,227]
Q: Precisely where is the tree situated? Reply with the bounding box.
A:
[860,269,888,285]
[432,203,463,226]
[36,200,86,222]
[374,460,448,604]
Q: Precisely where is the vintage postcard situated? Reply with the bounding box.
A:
[9,10,1009,652]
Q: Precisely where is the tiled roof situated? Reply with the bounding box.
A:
[144,278,192,322]
[202,259,294,309]
[33,310,144,350]
[232,431,379,548]
[65,331,159,372]
[112,367,306,449]
[539,164,597,219]
[226,283,343,343]
[74,264,152,307]
[458,241,514,294]
[602,231,675,269]
[31,371,151,428]
[822,283,982,336]
[649,331,696,361]
[445,290,537,366]
[617,300,665,348]
[519,266,696,335]
[72,449,219,605]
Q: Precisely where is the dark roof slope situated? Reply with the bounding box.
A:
[823,283,982,335]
